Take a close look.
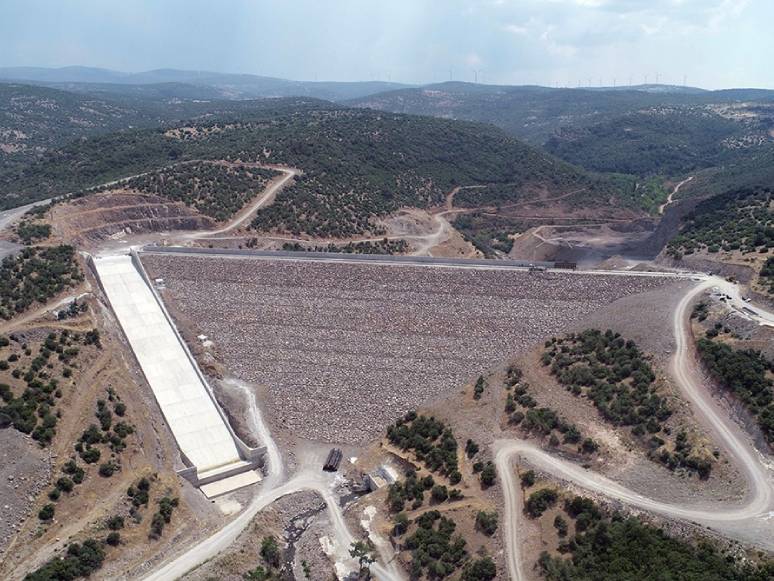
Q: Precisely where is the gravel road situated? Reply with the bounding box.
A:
[497,276,774,581]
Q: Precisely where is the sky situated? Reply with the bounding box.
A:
[1,0,771,89]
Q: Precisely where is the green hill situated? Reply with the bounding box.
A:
[544,108,765,176]
[351,83,774,177]
[0,102,641,236]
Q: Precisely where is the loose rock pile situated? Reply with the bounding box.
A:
[0,430,49,554]
[143,255,673,443]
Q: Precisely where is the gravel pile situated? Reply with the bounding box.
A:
[144,255,672,443]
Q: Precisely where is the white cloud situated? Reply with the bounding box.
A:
[503,23,529,35]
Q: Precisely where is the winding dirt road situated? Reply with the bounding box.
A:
[181,166,299,240]
[658,176,694,215]
[497,275,774,580]
[143,376,405,581]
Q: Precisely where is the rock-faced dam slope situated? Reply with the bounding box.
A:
[142,250,677,443]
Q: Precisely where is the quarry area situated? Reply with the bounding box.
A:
[142,252,676,443]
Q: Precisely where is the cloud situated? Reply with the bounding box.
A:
[503,23,529,35]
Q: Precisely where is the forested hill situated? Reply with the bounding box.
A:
[0,82,335,173]
[0,102,637,236]
[350,83,774,177]
[544,108,770,176]
[350,83,687,144]
[0,83,161,170]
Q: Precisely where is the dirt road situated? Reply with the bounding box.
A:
[143,375,405,581]
[497,276,774,580]
[658,176,694,215]
[182,166,299,240]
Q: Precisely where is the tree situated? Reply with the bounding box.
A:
[525,489,558,518]
[475,511,498,536]
[350,540,376,578]
[106,531,121,546]
[480,462,496,488]
[260,536,280,568]
[520,470,536,488]
[38,503,55,521]
[554,515,568,537]
[461,556,497,580]
[431,485,449,502]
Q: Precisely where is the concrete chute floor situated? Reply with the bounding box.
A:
[93,255,253,489]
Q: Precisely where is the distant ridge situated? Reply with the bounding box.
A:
[0,66,414,101]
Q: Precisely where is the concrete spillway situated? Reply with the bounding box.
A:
[93,253,261,497]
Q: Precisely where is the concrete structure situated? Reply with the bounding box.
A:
[92,252,262,497]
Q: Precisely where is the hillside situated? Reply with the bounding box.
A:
[666,187,772,258]
[544,107,773,176]
[351,83,774,177]
[0,82,350,174]
[0,83,163,170]
[350,83,689,144]
[0,66,413,102]
[0,102,641,236]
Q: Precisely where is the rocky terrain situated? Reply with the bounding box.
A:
[143,253,675,443]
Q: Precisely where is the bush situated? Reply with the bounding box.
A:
[479,462,496,488]
[38,503,55,521]
[55,476,74,493]
[461,556,497,581]
[106,515,124,530]
[475,511,498,536]
[106,531,121,546]
[24,538,105,580]
[431,485,449,503]
[98,461,117,477]
[553,515,568,537]
[80,446,101,464]
[525,489,558,518]
[260,535,280,568]
[520,470,536,488]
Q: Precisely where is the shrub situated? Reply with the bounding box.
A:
[520,470,536,488]
[98,461,117,477]
[461,556,497,581]
[106,531,121,546]
[525,489,558,518]
[480,462,496,488]
[431,485,449,503]
[554,515,568,537]
[106,515,124,530]
[38,503,55,521]
[260,535,280,568]
[475,511,498,536]
[55,477,74,493]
